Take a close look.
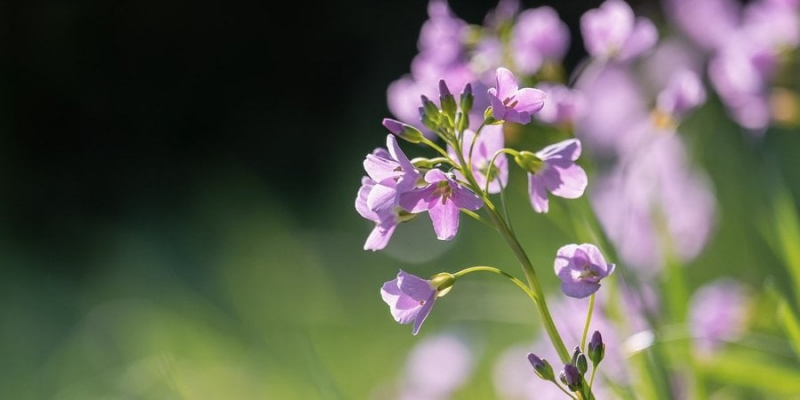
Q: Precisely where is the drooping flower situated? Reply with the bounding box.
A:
[516,139,587,214]
[381,270,438,335]
[511,6,570,75]
[580,0,658,61]
[400,169,483,241]
[554,243,616,298]
[355,176,399,251]
[448,124,508,194]
[363,135,421,214]
[487,67,546,124]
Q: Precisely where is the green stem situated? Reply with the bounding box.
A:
[451,130,572,364]
[460,209,496,230]
[453,266,536,301]
[588,367,598,393]
[581,294,596,352]
[420,137,451,160]
[554,382,578,400]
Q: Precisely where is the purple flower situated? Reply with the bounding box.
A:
[363,135,421,214]
[580,0,658,61]
[663,0,741,51]
[689,279,750,355]
[355,176,399,251]
[511,6,570,75]
[487,68,546,124]
[535,84,586,126]
[554,244,615,298]
[448,124,508,194]
[523,139,588,214]
[381,270,438,335]
[400,169,483,240]
[656,69,707,118]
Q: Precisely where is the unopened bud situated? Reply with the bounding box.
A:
[421,95,441,122]
[513,151,544,173]
[527,353,555,381]
[420,107,438,131]
[382,118,424,144]
[460,83,473,114]
[455,111,468,133]
[439,80,458,120]
[430,272,456,297]
[563,364,582,391]
[576,354,588,375]
[588,331,605,366]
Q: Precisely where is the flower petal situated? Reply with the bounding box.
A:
[429,198,460,240]
[400,185,437,213]
[495,67,519,99]
[356,177,379,221]
[451,184,483,211]
[580,244,610,274]
[398,270,435,301]
[528,173,550,213]
[512,88,546,114]
[618,17,658,61]
[412,293,437,335]
[424,169,449,184]
[536,138,582,161]
[364,220,397,251]
[561,281,602,298]
[367,183,399,215]
[545,163,588,199]
[488,91,508,121]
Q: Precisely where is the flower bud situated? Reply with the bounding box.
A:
[430,272,456,297]
[563,364,582,392]
[421,95,441,123]
[588,331,605,366]
[383,118,424,144]
[455,111,469,133]
[420,107,438,131]
[513,151,544,173]
[527,353,555,381]
[460,83,473,114]
[439,80,458,120]
[576,353,588,375]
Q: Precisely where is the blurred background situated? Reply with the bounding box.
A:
[3,0,800,398]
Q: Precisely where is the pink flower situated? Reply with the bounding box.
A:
[487,68,546,124]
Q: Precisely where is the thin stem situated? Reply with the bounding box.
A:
[467,121,487,167]
[450,126,572,365]
[553,382,578,400]
[460,209,497,230]
[581,294,596,352]
[420,137,451,160]
[453,265,536,301]
[588,368,598,393]
[482,148,518,195]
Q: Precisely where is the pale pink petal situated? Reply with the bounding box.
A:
[429,198,460,240]
[512,88,547,113]
[528,173,550,213]
[495,67,519,99]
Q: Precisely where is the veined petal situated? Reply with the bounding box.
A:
[364,221,397,251]
[512,88,547,113]
[367,184,399,215]
[356,177,379,221]
[545,163,588,199]
[451,184,484,211]
[555,244,580,276]
[561,281,601,298]
[398,270,435,301]
[412,293,437,335]
[386,134,416,174]
[580,244,609,274]
[429,198,460,240]
[536,138,582,161]
[364,154,400,183]
[528,173,550,213]
[495,67,519,99]
[400,185,437,213]
[424,169,450,184]
[489,92,508,121]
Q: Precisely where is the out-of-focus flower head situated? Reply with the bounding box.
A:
[689,279,751,355]
[399,169,483,241]
[663,0,741,52]
[515,139,587,214]
[511,6,570,75]
[381,270,439,335]
[591,133,716,276]
[656,69,707,120]
[580,0,658,62]
[448,124,508,194]
[535,84,586,127]
[398,333,475,400]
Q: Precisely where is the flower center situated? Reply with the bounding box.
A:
[432,181,454,204]
[502,95,519,108]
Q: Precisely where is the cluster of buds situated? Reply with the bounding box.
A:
[528,331,606,397]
